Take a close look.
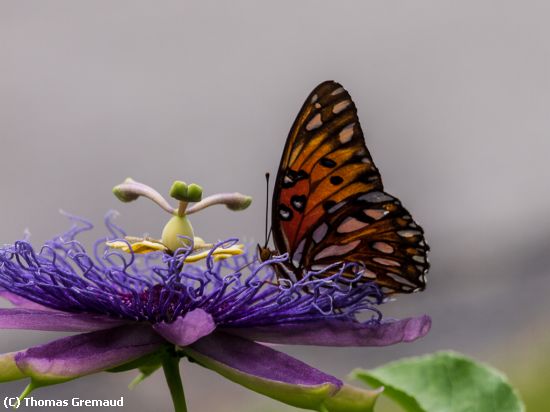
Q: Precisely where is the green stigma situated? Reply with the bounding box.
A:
[169,181,203,203]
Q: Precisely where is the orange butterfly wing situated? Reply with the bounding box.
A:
[271,81,429,294]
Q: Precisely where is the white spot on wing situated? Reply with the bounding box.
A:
[333,100,351,114]
[279,209,290,219]
[314,240,361,261]
[292,239,306,266]
[306,113,323,131]
[328,201,347,214]
[373,257,401,267]
[385,272,416,288]
[338,123,354,143]
[337,217,369,233]
[397,230,421,238]
[359,191,394,203]
[312,223,328,243]
[364,209,389,220]
[331,87,345,96]
[372,242,394,254]
[412,255,425,263]
[311,94,318,103]
[362,268,377,279]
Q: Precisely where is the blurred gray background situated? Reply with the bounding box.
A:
[1,1,549,411]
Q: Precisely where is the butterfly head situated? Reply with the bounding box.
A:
[257,244,274,262]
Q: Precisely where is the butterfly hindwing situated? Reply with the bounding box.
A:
[302,191,429,293]
[271,81,429,294]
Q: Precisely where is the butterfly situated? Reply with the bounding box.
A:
[259,81,429,294]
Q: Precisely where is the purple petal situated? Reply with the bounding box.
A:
[15,324,165,382]
[182,332,342,409]
[223,315,431,347]
[153,309,215,346]
[0,291,52,310]
[0,308,129,332]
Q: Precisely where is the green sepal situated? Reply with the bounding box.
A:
[169,181,188,201]
[128,362,162,390]
[1,350,73,398]
[18,376,73,402]
[0,354,64,405]
[183,347,333,410]
[186,183,203,202]
[352,351,525,412]
[0,351,26,383]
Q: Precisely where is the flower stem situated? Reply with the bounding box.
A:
[162,354,188,412]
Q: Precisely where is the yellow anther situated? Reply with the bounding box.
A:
[183,244,244,263]
[106,236,244,263]
[106,238,168,254]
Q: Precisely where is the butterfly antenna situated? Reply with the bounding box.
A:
[266,226,272,245]
[264,172,270,247]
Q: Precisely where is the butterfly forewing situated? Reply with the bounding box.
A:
[271,81,429,294]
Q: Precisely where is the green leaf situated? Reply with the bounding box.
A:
[352,351,525,412]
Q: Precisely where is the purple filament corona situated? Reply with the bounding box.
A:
[0,213,384,327]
